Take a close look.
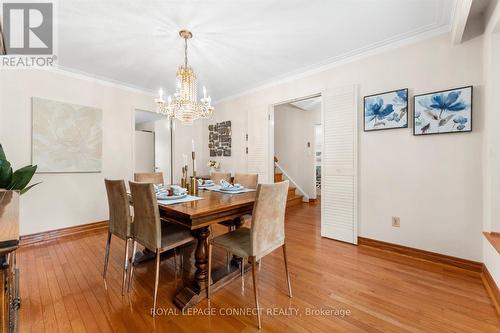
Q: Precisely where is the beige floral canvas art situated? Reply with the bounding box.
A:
[32,97,102,173]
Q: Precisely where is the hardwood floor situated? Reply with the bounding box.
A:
[17,203,500,332]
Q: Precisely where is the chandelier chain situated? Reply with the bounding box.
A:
[184,37,188,68]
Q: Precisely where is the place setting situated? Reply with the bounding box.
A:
[154,184,203,205]
[204,179,256,194]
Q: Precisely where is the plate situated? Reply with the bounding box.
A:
[157,193,187,200]
[219,187,244,192]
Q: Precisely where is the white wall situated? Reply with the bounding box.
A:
[274,103,320,199]
[201,110,248,176]
[0,69,155,235]
[212,33,484,261]
[171,120,205,182]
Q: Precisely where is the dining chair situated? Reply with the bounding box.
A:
[210,172,231,184]
[127,181,195,316]
[103,179,133,295]
[233,173,258,189]
[134,172,164,185]
[207,180,292,329]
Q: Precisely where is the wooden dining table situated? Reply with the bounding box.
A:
[157,189,256,310]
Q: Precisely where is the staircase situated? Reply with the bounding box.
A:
[274,171,304,208]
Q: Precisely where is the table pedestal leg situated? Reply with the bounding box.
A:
[194,226,210,290]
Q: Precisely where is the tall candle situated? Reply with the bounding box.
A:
[191,139,195,152]
[182,154,187,166]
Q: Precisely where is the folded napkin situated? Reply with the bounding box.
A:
[220,179,243,189]
[170,186,187,196]
[197,178,214,186]
[154,184,165,193]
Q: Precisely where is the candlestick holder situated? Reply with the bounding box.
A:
[181,165,188,189]
[192,151,196,177]
[189,177,198,196]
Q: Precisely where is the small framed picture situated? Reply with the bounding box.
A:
[364,88,408,131]
[413,86,472,136]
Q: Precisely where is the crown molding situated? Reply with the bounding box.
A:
[51,65,156,96]
[214,23,452,105]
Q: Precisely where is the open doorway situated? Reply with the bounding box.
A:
[133,109,169,178]
[272,95,322,206]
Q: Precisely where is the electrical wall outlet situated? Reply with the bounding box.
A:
[392,216,400,227]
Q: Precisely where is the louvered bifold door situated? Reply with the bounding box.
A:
[247,105,270,183]
[321,85,358,244]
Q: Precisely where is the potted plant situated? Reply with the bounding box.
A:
[207,160,220,174]
[0,144,40,194]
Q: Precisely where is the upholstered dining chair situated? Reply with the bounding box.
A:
[134,172,164,185]
[233,173,258,189]
[103,179,133,295]
[207,180,292,329]
[210,172,231,184]
[127,181,195,316]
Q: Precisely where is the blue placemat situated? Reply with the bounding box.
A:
[157,195,203,205]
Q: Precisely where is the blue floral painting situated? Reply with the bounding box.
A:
[364,89,408,131]
[413,86,472,135]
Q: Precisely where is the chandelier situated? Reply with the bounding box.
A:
[155,30,214,124]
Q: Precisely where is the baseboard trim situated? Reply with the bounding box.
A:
[20,220,108,247]
[482,264,500,316]
[358,237,483,272]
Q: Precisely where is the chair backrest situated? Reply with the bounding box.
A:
[250,180,289,260]
[234,173,258,189]
[211,172,231,184]
[134,172,164,185]
[129,181,161,250]
[104,179,132,239]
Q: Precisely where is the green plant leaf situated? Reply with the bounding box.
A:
[20,181,42,195]
[8,165,37,191]
[0,144,6,160]
[0,159,12,188]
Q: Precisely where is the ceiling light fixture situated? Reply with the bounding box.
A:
[155,30,214,124]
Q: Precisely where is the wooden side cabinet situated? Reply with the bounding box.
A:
[0,191,20,333]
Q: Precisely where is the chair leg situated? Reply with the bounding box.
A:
[152,249,160,317]
[121,238,129,296]
[226,251,230,270]
[103,231,112,279]
[174,248,178,280]
[127,240,137,292]
[207,242,213,299]
[241,257,245,290]
[251,257,261,330]
[283,244,292,298]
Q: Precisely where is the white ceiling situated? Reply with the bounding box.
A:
[57,0,456,101]
[289,96,322,112]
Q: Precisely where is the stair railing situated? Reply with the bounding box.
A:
[274,161,309,202]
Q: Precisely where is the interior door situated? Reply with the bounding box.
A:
[134,130,155,172]
[321,85,358,244]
